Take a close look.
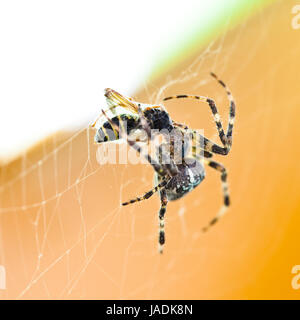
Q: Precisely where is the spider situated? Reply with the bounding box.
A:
[92,72,235,253]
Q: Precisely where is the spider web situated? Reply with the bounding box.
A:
[0,0,294,299]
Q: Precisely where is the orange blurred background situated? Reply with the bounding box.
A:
[1,0,300,299]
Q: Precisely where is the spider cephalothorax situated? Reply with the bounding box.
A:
[92,73,235,253]
[143,107,174,132]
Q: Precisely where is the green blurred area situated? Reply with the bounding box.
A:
[150,0,275,81]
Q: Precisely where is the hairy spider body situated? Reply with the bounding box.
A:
[158,159,205,201]
[143,108,174,132]
[92,73,236,254]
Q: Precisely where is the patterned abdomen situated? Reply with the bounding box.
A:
[164,159,205,201]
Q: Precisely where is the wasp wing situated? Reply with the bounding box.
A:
[91,88,139,129]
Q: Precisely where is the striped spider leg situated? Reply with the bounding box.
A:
[164,73,235,232]
[189,144,230,232]
[158,188,168,254]
[163,72,236,156]
[201,159,229,232]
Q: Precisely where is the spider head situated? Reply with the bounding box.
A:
[143,107,173,132]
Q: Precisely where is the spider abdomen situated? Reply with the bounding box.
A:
[164,159,205,201]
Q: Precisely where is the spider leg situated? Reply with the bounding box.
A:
[164,94,228,148]
[201,159,230,233]
[173,122,229,156]
[193,132,230,156]
[173,123,214,158]
[158,188,168,254]
[172,121,188,130]
[164,73,235,153]
[210,72,235,147]
[122,179,168,206]
[191,146,213,158]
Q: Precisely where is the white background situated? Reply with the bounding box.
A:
[0,0,233,161]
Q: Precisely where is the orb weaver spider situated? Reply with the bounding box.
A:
[92,73,235,253]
